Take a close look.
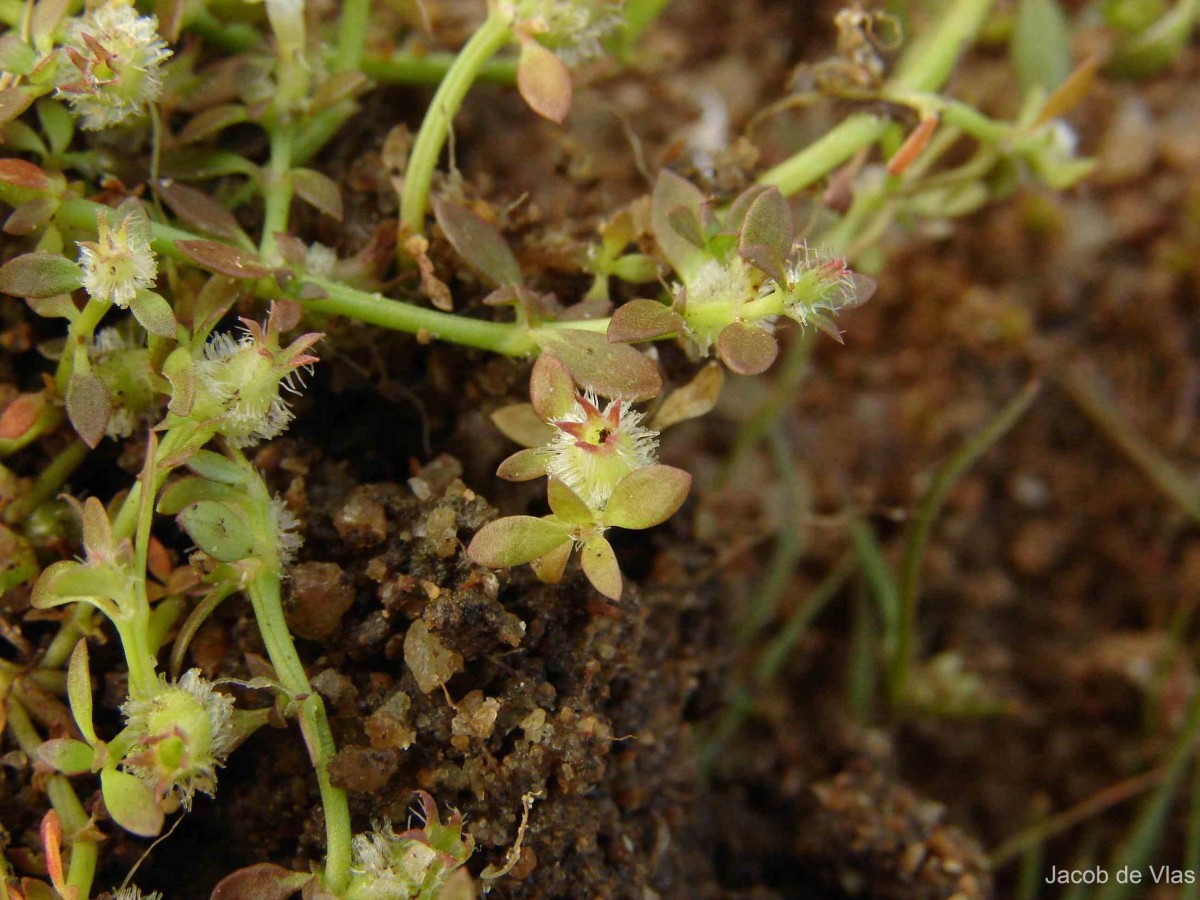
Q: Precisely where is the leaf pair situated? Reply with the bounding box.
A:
[38,641,166,838]
[468,464,691,601]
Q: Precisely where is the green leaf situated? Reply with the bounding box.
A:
[651,362,724,430]
[497,448,549,481]
[1012,0,1074,97]
[529,353,577,421]
[185,449,248,486]
[156,179,246,242]
[80,496,114,560]
[607,299,683,344]
[291,168,344,221]
[517,36,573,124]
[0,158,52,191]
[101,767,164,837]
[178,500,258,562]
[35,99,73,156]
[66,370,112,449]
[210,864,314,900]
[68,639,97,746]
[737,187,793,284]
[530,539,572,584]
[177,240,272,279]
[4,196,59,236]
[491,402,557,447]
[0,37,37,77]
[157,476,245,516]
[467,516,571,568]
[431,198,522,287]
[38,738,95,776]
[30,0,69,49]
[581,535,622,600]
[1105,0,1199,78]
[610,253,659,284]
[716,322,779,375]
[129,289,176,337]
[0,87,35,129]
[725,184,772,235]
[603,465,691,530]
[0,523,38,591]
[534,329,662,402]
[163,346,195,417]
[547,478,594,524]
[0,252,83,299]
[651,170,709,282]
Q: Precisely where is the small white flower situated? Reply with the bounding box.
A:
[120,670,235,807]
[56,0,172,130]
[546,389,658,511]
[78,209,157,307]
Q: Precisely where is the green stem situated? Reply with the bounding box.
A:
[260,126,295,265]
[5,698,99,898]
[115,617,161,700]
[294,99,360,167]
[59,197,620,355]
[334,0,371,73]
[362,52,518,86]
[4,440,88,526]
[305,275,538,355]
[889,381,1040,711]
[54,296,111,395]
[185,6,260,53]
[399,9,513,234]
[757,114,890,198]
[40,606,95,672]
[890,0,997,93]
[247,571,351,893]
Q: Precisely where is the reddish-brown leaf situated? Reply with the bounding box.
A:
[177,240,271,279]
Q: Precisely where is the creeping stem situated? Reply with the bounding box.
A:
[399,9,513,234]
[247,571,352,893]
